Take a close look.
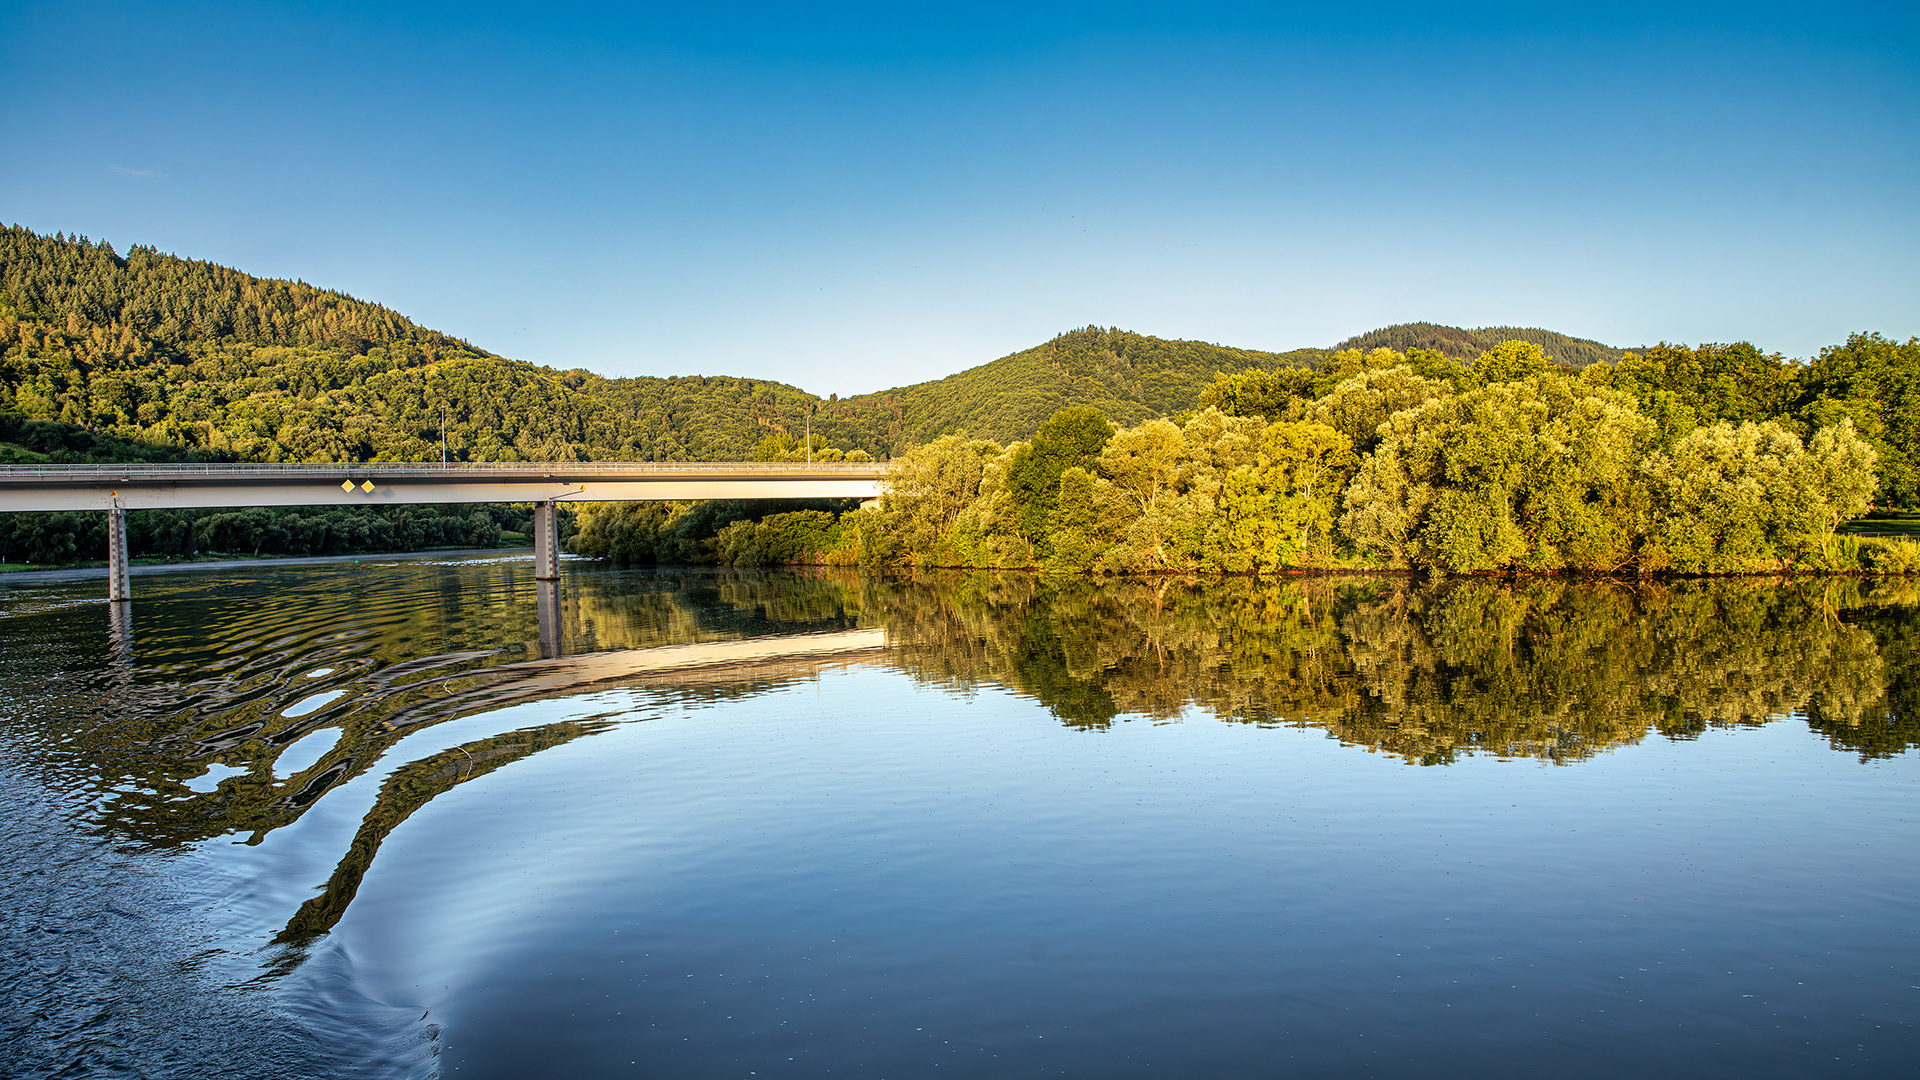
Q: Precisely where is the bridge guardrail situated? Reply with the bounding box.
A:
[0,461,890,480]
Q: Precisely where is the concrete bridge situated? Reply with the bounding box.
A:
[0,461,889,606]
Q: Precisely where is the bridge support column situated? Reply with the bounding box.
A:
[106,504,131,603]
[536,579,562,659]
[532,501,560,581]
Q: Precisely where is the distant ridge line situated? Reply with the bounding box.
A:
[1334,322,1641,369]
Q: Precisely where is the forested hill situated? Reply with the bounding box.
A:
[0,227,476,356]
[0,226,848,462]
[838,328,1323,447]
[1337,323,1635,369]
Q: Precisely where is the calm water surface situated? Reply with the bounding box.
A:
[2,556,1917,1078]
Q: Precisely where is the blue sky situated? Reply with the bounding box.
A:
[2,1,1914,394]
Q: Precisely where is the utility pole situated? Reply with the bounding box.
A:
[441,402,448,465]
[805,404,812,463]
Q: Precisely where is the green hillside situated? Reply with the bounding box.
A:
[0,226,866,463]
[839,327,1324,447]
[1336,323,1635,369]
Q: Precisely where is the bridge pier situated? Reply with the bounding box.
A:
[106,504,131,603]
[533,501,560,581]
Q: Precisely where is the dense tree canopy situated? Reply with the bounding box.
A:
[669,342,1905,576]
[1793,332,1920,508]
[1341,376,1658,572]
[1005,406,1115,554]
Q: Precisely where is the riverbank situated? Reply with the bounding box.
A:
[0,546,535,585]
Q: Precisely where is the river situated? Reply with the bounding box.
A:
[2,555,1916,1077]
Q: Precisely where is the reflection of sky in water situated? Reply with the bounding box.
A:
[1,556,1918,1078]
[184,762,249,793]
[337,669,1920,1078]
[282,690,348,718]
[273,729,341,779]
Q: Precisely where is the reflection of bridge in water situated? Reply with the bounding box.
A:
[275,628,889,943]
[0,461,888,615]
[405,628,889,722]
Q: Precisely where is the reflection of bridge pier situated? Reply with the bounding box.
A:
[107,595,135,682]
[536,578,562,658]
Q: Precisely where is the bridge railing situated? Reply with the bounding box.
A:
[0,461,890,480]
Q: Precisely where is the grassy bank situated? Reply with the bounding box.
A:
[1839,511,1920,538]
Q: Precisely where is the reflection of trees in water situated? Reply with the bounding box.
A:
[858,571,1920,765]
[70,569,1920,863]
[1802,581,1920,760]
[568,568,864,652]
[1332,579,1881,763]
